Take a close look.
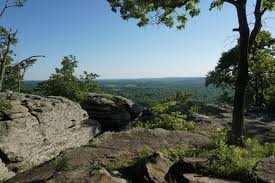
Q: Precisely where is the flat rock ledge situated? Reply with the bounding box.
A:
[6,128,211,183]
[0,92,100,182]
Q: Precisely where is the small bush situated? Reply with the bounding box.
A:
[188,105,201,115]
[86,161,102,176]
[53,155,68,171]
[0,100,12,111]
[134,112,196,131]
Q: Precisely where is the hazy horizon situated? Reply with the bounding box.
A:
[24,76,206,81]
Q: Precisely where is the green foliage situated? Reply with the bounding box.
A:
[152,91,192,113]
[206,31,275,108]
[188,105,200,115]
[36,55,100,102]
[108,0,200,30]
[152,101,177,114]
[0,27,40,92]
[163,130,275,182]
[135,112,196,131]
[135,91,196,131]
[0,100,12,110]
[4,57,38,92]
[52,155,68,171]
[86,161,102,176]
[262,0,275,11]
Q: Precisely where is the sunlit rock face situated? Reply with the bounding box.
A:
[0,92,100,181]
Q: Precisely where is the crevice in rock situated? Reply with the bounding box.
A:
[0,111,12,121]
[21,100,41,124]
[0,149,10,164]
[68,124,76,129]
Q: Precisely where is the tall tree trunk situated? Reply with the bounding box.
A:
[255,77,260,107]
[231,2,250,146]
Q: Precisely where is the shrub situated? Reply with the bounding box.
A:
[188,105,201,115]
[162,130,275,182]
[152,91,192,114]
[52,155,68,171]
[152,101,177,114]
[0,100,12,111]
[134,112,196,131]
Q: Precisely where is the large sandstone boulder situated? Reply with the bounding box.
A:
[166,158,209,182]
[132,153,173,183]
[81,93,143,131]
[0,92,100,182]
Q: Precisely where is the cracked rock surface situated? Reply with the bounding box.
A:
[0,92,100,182]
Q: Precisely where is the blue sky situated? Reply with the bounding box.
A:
[2,0,274,80]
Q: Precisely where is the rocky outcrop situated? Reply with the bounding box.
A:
[0,92,100,181]
[166,158,208,182]
[7,128,211,182]
[255,156,275,183]
[132,153,173,183]
[81,93,143,131]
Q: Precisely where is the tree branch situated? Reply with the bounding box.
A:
[11,55,45,67]
[249,0,263,52]
[0,0,24,18]
[223,0,238,6]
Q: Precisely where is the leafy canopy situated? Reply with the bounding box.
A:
[108,0,200,29]
[108,0,274,30]
[206,31,275,107]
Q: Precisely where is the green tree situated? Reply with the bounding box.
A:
[0,27,17,91]
[206,31,275,107]
[0,27,43,91]
[37,55,100,102]
[0,0,42,92]
[108,0,275,145]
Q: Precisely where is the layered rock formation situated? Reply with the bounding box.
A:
[81,93,142,131]
[0,92,100,181]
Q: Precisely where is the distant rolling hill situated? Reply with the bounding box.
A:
[23,77,222,104]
